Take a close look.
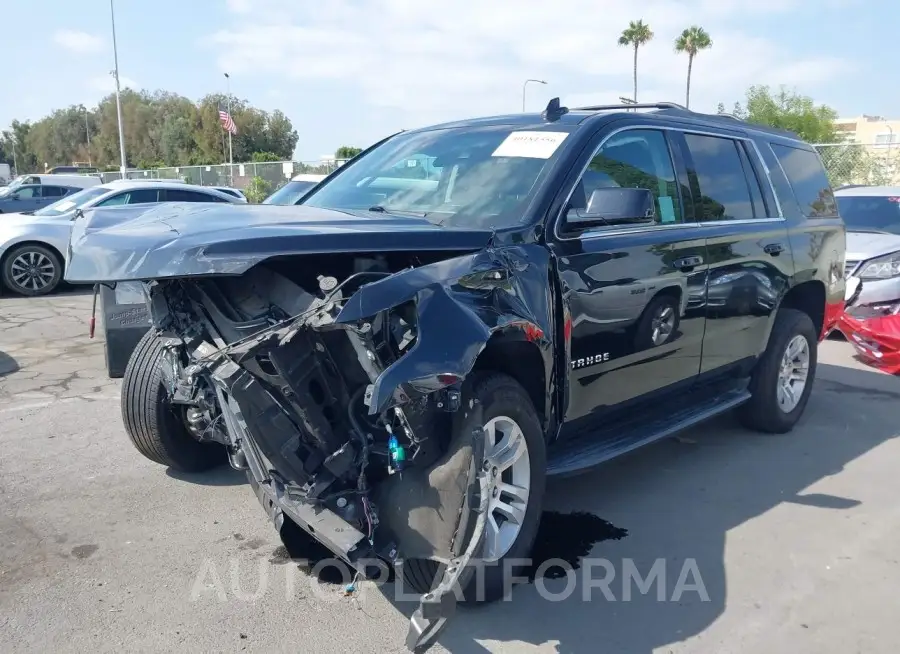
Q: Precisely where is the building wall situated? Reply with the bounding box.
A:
[834,115,900,146]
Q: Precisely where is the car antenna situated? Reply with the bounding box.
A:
[542,97,569,122]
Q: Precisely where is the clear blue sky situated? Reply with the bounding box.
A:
[1,0,894,161]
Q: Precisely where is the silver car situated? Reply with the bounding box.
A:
[0,181,240,296]
[835,185,900,314]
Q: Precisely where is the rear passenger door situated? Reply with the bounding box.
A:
[672,129,793,378]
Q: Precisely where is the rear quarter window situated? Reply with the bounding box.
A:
[769,143,838,218]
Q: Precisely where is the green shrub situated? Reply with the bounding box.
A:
[245,175,272,203]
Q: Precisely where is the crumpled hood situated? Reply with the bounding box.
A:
[64,202,495,282]
[846,230,900,262]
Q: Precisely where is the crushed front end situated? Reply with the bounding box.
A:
[133,248,551,651]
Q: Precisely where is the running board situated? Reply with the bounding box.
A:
[547,388,751,477]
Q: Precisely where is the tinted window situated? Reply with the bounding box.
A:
[127,189,161,204]
[215,188,241,198]
[770,144,837,217]
[166,189,226,202]
[42,186,68,197]
[683,133,755,221]
[569,129,683,225]
[835,196,900,235]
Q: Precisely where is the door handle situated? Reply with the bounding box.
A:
[673,255,703,271]
[764,243,785,256]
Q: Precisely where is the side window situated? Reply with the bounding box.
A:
[769,143,838,218]
[568,129,683,225]
[96,192,130,207]
[736,145,768,217]
[126,189,160,204]
[165,189,225,202]
[43,186,68,197]
[682,133,757,221]
[15,185,40,198]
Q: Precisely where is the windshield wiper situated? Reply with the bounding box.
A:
[367,205,428,217]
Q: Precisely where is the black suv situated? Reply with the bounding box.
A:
[67,100,846,652]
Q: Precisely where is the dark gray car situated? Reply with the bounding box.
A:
[0,183,79,213]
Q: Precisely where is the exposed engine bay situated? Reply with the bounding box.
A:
[141,252,504,652]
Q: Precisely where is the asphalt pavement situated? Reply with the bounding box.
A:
[2,288,900,653]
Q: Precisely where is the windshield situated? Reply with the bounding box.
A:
[836,195,900,234]
[301,125,572,229]
[264,180,318,205]
[0,176,28,196]
[33,186,109,216]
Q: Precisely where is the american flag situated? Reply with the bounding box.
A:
[219,108,237,135]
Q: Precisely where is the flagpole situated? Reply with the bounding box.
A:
[224,72,233,186]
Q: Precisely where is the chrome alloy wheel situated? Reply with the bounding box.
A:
[481,415,531,562]
[10,250,56,293]
[777,334,810,413]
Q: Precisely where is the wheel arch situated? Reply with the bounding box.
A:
[471,330,553,438]
[778,280,826,337]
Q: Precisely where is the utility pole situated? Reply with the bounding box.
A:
[224,72,234,186]
[85,108,92,167]
[10,137,18,176]
[110,0,128,177]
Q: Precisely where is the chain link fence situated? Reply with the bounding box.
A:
[98,160,348,192]
[813,143,900,188]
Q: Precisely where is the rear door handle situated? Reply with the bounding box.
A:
[764,243,785,256]
[673,255,703,271]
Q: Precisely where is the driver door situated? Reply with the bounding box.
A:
[548,124,708,430]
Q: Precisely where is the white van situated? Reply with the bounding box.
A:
[10,174,102,190]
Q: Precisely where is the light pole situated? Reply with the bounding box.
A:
[522,79,547,112]
[224,72,234,186]
[10,136,17,177]
[109,0,127,177]
[84,108,92,167]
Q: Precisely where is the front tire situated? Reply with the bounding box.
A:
[121,330,224,472]
[402,373,547,603]
[738,308,818,433]
[2,244,63,296]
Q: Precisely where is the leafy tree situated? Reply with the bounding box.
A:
[730,85,839,143]
[618,20,654,103]
[674,26,712,109]
[251,151,281,162]
[3,88,299,172]
[335,146,362,160]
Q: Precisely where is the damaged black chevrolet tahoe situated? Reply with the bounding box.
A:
[66,100,846,652]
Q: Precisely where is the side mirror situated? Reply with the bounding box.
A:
[567,187,656,227]
[9,193,20,200]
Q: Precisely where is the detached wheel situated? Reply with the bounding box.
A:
[2,244,62,296]
[121,330,224,472]
[738,308,818,433]
[403,373,547,603]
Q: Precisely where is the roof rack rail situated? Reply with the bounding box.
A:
[715,112,743,121]
[572,101,688,111]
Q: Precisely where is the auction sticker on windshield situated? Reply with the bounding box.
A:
[492,131,568,159]
[53,200,76,212]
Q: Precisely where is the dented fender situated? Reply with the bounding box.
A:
[336,246,559,421]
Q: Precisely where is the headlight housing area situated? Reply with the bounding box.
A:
[858,252,900,280]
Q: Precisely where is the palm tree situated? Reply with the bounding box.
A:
[618,20,654,104]
[674,26,712,109]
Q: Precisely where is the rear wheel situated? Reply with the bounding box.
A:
[402,373,546,603]
[121,330,224,471]
[738,308,818,433]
